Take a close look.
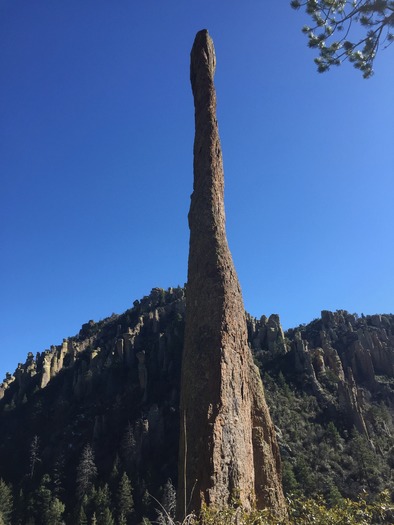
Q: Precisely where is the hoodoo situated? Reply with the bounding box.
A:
[177,30,287,518]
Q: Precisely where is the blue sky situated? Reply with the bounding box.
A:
[1,1,393,381]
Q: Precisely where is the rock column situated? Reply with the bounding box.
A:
[177,30,286,519]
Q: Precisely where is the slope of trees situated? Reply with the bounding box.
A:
[0,290,393,523]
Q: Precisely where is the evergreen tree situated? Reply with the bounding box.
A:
[52,453,65,498]
[29,435,41,479]
[98,507,115,525]
[76,444,98,500]
[0,480,12,525]
[92,484,111,519]
[28,473,65,525]
[291,0,394,77]
[47,498,65,525]
[348,431,382,491]
[161,478,176,520]
[77,504,88,525]
[156,479,177,525]
[34,474,53,524]
[141,489,151,517]
[117,473,133,523]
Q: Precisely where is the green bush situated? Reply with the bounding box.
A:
[170,491,394,525]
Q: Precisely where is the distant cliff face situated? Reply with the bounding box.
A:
[287,311,394,435]
[0,292,393,523]
[3,303,392,422]
[0,287,185,408]
[249,309,394,432]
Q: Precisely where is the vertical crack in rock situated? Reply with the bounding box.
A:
[177,30,287,519]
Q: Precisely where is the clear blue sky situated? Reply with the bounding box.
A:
[1,1,393,381]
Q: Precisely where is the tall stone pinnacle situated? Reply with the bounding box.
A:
[177,30,287,518]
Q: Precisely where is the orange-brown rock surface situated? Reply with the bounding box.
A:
[177,30,286,519]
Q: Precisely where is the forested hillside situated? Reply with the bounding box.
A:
[0,288,393,524]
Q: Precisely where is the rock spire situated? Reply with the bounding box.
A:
[177,30,287,518]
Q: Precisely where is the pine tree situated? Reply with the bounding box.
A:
[141,489,151,517]
[77,504,88,525]
[29,435,41,479]
[34,474,52,524]
[28,474,65,525]
[76,444,98,500]
[0,479,12,525]
[47,498,65,525]
[92,484,111,519]
[161,479,176,520]
[52,453,65,498]
[291,0,394,77]
[98,507,115,525]
[117,473,133,523]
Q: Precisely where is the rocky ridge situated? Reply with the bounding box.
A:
[2,298,393,448]
[0,288,393,523]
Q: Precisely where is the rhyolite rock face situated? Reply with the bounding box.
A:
[177,30,286,518]
[285,309,394,439]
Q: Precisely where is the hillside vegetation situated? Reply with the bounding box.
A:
[0,288,393,524]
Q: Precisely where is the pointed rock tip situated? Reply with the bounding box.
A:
[191,29,216,87]
[193,28,210,45]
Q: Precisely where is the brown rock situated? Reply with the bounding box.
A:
[351,339,376,386]
[338,368,369,437]
[266,314,287,355]
[177,30,286,519]
[40,352,51,389]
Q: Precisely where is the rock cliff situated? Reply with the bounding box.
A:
[264,310,394,439]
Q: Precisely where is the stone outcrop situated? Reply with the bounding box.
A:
[248,314,288,360]
[292,310,394,388]
[0,287,186,410]
[285,310,394,437]
[177,30,286,518]
[338,369,369,437]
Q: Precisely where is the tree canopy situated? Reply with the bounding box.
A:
[291,0,394,77]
